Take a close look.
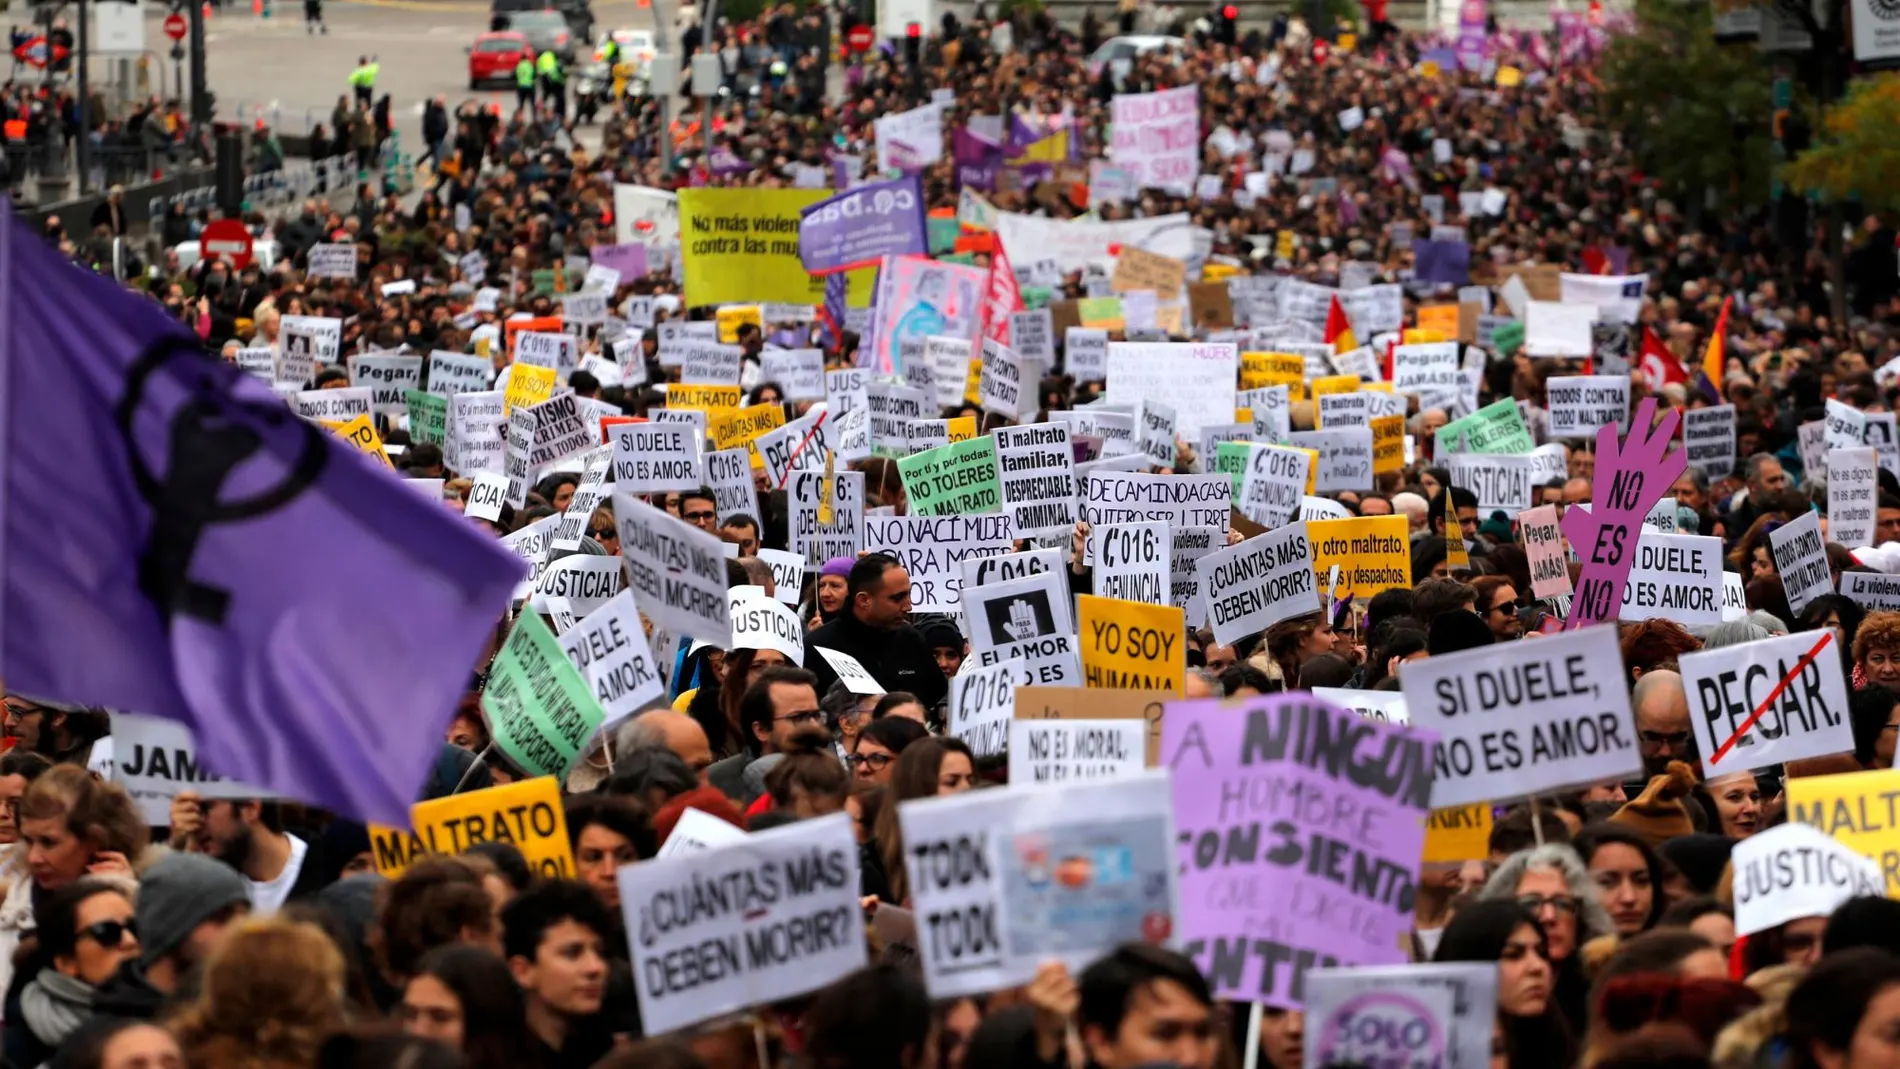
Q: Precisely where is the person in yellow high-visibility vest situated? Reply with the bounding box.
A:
[348,55,378,109]
[535,48,565,122]
[514,49,537,113]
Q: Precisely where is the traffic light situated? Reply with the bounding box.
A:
[1217,4,1239,44]
[904,21,921,66]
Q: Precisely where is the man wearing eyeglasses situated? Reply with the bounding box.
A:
[707,664,824,805]
[1631,670,1696,778]
[677,487,719,534]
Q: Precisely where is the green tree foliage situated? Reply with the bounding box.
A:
[1597,0,1776,211]
[1785,72,1900,212]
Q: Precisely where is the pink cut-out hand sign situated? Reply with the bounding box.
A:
[1562,398,1685,630]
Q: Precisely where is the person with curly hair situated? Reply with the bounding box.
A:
[1618,620,1701,685]
[1853,610,1900,689]
[169,917,350,1069]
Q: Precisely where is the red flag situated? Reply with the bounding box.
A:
[1325,293,1356,353]
[1639,326,1687,386]
[979,241,1023,346]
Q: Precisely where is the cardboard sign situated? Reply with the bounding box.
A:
[1198,522,1320,646]
[1165,694,1433,1006]
[1078,595,1185,694]
[617,814,867,1035]
[1732,823,1882,938]
[1769,511,1833,616]
[1682,630,1851,776]
[1398,625,1640,807]
[371,777,574,879]
[899,771,1177,999]
[482,613,607,781]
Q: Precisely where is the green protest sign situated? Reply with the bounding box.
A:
[406,389,448,446]
[1436,398,1534,455]
[481,613,605,780]
[897,436,1004,516]
[927,215,961,255]
[1216,441,1255,497]
[1493,320,1526,357]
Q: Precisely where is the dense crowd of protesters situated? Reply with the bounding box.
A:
[8,1,1900,1068]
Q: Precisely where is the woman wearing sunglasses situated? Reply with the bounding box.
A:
[7,878,139,1066]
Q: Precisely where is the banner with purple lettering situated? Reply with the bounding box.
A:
[1164,692,1435,1007]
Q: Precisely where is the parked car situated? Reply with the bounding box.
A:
[491,9,576,62]
[468,30,532,89]
[493,0,592,47]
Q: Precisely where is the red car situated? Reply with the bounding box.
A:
[469,31,531,89]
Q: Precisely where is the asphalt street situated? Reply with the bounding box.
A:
[181,0,668,152]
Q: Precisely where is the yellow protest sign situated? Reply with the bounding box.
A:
[1447,536,1471,570]
[1497,65,1523,87]
[710,402,787,470]
[370,777,575,879]
[1404,329,1447,344]
[677,188,875,307]
[1240,352,1306,396]
[1275,230,1296,260]
[1202,262,1239,282]
[1417,304,1460,338]
[1311,375,1361,398]
[946,416,977,442]
[667,384,744,411]
[1365,382,1394,394]
[1337,31,1357,50]
[1235,408,1252,423]
[964,357,983,406]
[1371,415,1404,475]
[1788,769,1900,894]
[1078,297,1125,331]
[1306,515,1411,600]
[1078,594,1185,695]
[326,414,394,467]
[1422,804,1493,863]
[504,363,556,414]
[716,305,763,343]
[1421,60,1442,77]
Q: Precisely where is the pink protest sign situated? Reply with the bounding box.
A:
[1519,503,1571,599]
[1163,693,1435,1007]
[1562,397,1683,629]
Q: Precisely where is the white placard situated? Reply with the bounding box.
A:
[863,515,1014,613]
[755,409,831,490]
[706,448,760,525]
[1238,445,1312,531]
[814,648,887,695]
[761,349,826,401]
[428,350,493,396]
[993,423,1079,539]
[1683,405,1737,479]
[1445,453,1536,516]
[1829,447,1880,549]
[1082,472,1232,536]
[1620,532,1724,627]
[1826,398,1868,453]
[516,331,578,374]
[617,814,866,1036]
[306,242,358,279]
[612,495,733,646]
[1391,342,1461,410]
[1681,630,1851,777]
[680,342,744,387]
[950,658,1014,758]
[788,471,865,568]
[1398,625,1640,807]
[1010,310,1055,365]
[1843,570,1900,613]
[295,387,372,423]
[611,423,702,492]
[899,772,1177,999]
[1311,688,1411,726]
[1304,964,1498,1069]
[1106,342,1237,438]
[523,394,594,469]
[1008,719,1146,784]
[754,548,804,607]
[1523,300,1595,357]
[106,712,270,825]
[557,590,665,723]
[1768,510,1832,617]
[530,555,624,619]
[1198,522,1320,647]
[1066,328,1109,382]
[979,338,1027,420]
[1545,376,1629,439]
[1089,522,1171,604]
[655,807,749,859]
[730,594,806,661]
[1287,428,1375,493]
[1732,823,1881,939]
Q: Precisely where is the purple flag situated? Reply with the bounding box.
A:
[954,129,1003,192]
[798,175,928,276]
[1455,0,1488,71]
[0,210,524,826]
[1412,238,1472,286]
[820,271,849,348]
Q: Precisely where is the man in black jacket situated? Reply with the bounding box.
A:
[805,554,948,710]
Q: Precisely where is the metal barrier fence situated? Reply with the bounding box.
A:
[140,145,415,220]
